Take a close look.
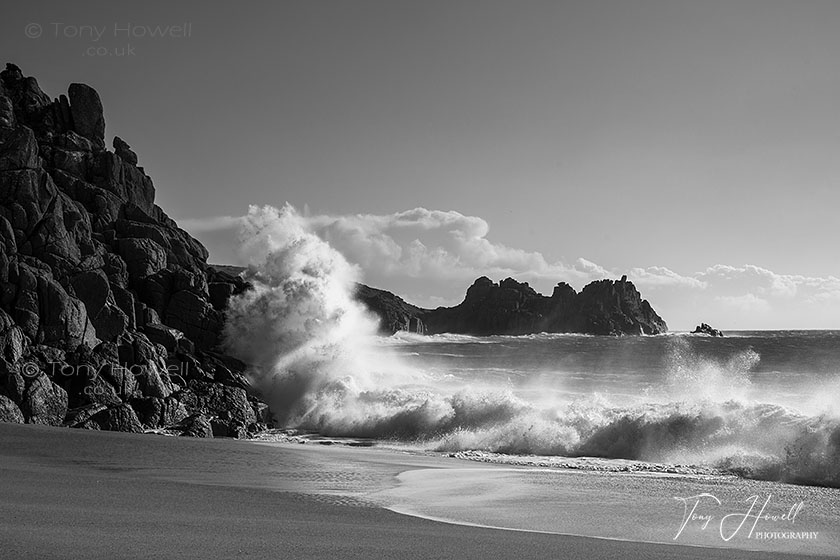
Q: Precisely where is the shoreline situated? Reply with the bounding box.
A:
[2,423,835,559]
[377,465,839,556]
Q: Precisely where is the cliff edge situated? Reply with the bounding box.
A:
[0,63,268,436]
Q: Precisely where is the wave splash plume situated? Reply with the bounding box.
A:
[224,204,840,488]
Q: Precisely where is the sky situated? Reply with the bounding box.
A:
[3,0,840,329]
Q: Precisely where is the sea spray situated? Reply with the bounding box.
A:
[222,204,536,437]
[223,204,391,425]
[223,205,840,487]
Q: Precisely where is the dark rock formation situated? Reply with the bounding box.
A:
[171,413,213,438]
[357,275,667,336]
[0,394,24,422]
[692,323,723,337]
[354,283,426,335]
[85,403,144,432]
[68,83,105,147]
[418,275,666,336]
[0,63,272,436]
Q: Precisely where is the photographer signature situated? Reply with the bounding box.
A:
[673,493,806,541]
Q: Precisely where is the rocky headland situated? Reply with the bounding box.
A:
[0,63,268,436]
[359,275,667,336]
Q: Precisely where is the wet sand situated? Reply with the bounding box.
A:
[0,423,830,559]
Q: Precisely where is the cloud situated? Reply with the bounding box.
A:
[627,266,707,289]
[306,208,606,286]
[699,264,840,300]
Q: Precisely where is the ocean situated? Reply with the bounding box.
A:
[371,330,840,488]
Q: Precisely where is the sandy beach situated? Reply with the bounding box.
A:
[1,423,833,559]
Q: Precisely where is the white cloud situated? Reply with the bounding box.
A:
[305,208,607,286]
[628,266,707,289]
[699,264,840,300]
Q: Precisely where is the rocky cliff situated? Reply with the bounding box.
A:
[0,63,268,436]
[362,276,667,336]
[355,283,426,334]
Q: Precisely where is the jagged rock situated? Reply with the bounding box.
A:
[251,401,273,425]
[361,275,668,336]
[134,302,160,328]
[135,362,172,399]
[68,83,105,147]
[0,125,39,170]
[90,152,155,214]
[210,417,248,438]
[0,394,23,422]
[692,323,724,337]
[142,323,186,353]
[0,367,26,405]
[116,237,167,280]
[421,277,547,336]
[0,94,15,128]
[0,64,52,129]
[115,220,205,275]
[77,374,123,407]
[113,136,137,165]
[64,403,107,428]
[172,413,213,438]
[53,343,132,408]
[195,351,249,389]
[0,64,269,436]
[207,265,249,295]
[6,265,100,349]
[88,403,143,432]
[164,290,222,349]
[0,169,93,271]
[110,285,136,330]
[116,332,173,398]
[20,372,68,425]
[355,283,426,335]
[559,276,667,336]
[71,269,128,341]
[98,362,139,402]
[101,252,128,286]
[54,130,94,153]
[208,282,234,311]
[0,308,26,364]
[36,274,99,349]
[178,380,256,425]
[130,395,187,428]
[138,269,172,315]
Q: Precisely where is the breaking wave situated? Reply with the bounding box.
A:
[224,204,840,488]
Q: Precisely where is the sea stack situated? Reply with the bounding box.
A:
[691,323,724,337]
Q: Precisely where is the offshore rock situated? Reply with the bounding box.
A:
[692,323,724,337]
